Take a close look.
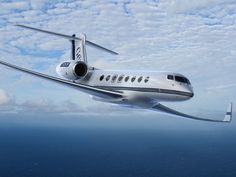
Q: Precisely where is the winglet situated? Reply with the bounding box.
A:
[224,102,233,122]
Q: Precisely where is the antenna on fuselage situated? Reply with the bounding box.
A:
[15,24,119,56]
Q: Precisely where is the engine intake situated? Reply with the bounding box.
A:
[73,61,88,78]
[56,60,90,80]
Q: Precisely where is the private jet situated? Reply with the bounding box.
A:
[0,25,233,122]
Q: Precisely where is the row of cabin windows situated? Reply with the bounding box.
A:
[167,75,190,84]
[99,75,150,83]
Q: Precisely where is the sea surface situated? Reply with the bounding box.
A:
[0,114,235,177]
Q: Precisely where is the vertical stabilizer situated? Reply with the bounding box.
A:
[70,34,87,63]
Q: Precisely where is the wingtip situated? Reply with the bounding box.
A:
[223,102,233,122]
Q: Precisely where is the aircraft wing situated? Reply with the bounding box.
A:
[152,103,233,122]
[0,60,123,99]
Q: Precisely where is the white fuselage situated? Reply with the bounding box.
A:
[57,61,194,108]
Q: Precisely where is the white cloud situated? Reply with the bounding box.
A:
[20,99,83,114]
[0,1,30,14]
[164,0,234,13]
[29,0,47,10]
[0,88,11,105]
[0,91,141,115]
[0,0,236,114]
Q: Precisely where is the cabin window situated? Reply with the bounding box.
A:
[106,75,111,81]
[167,75,174,80]
[111,74,118,83]
[118,75,124,83]
[138,76,143,83]
[60,62,70,67]
[100,75,104,81]
[131,76,136,82]
[144,76,149,83]
[125,76,129,82]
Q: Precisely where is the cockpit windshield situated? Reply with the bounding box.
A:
[167,75,191,84]
[175,76,190,84]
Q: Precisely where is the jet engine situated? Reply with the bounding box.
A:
[56,60,89,80]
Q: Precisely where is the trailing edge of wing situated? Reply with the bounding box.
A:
[152,103,233,123]
[15,24,118,55]
[0,60,123,99]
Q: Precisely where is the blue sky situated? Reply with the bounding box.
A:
[0,0,236,117]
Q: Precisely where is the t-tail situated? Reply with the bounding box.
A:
[70,33,87,63]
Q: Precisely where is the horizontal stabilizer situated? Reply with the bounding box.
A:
[15,24,118,55]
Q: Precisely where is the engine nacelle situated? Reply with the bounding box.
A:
[56,60,89,80]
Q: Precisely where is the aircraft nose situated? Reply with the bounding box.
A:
[187,86,194,98]
[190,92,194,98]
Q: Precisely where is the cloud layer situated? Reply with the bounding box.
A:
[0,0,236,115]
[0,88,11,105]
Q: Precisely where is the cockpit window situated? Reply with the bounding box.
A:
[175,76,190,84]
[186,78,191,84]
[167,75,174,80]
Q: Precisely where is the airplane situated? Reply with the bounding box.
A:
[0,24,233,122]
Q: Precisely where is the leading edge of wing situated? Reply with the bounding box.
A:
[152,103,233,123]
[0,60,123,99]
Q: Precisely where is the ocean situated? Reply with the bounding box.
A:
[0,114,235,177]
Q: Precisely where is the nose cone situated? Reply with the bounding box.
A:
[190,92,194,98]
[188,86,194,98]
[185,86,194,98]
